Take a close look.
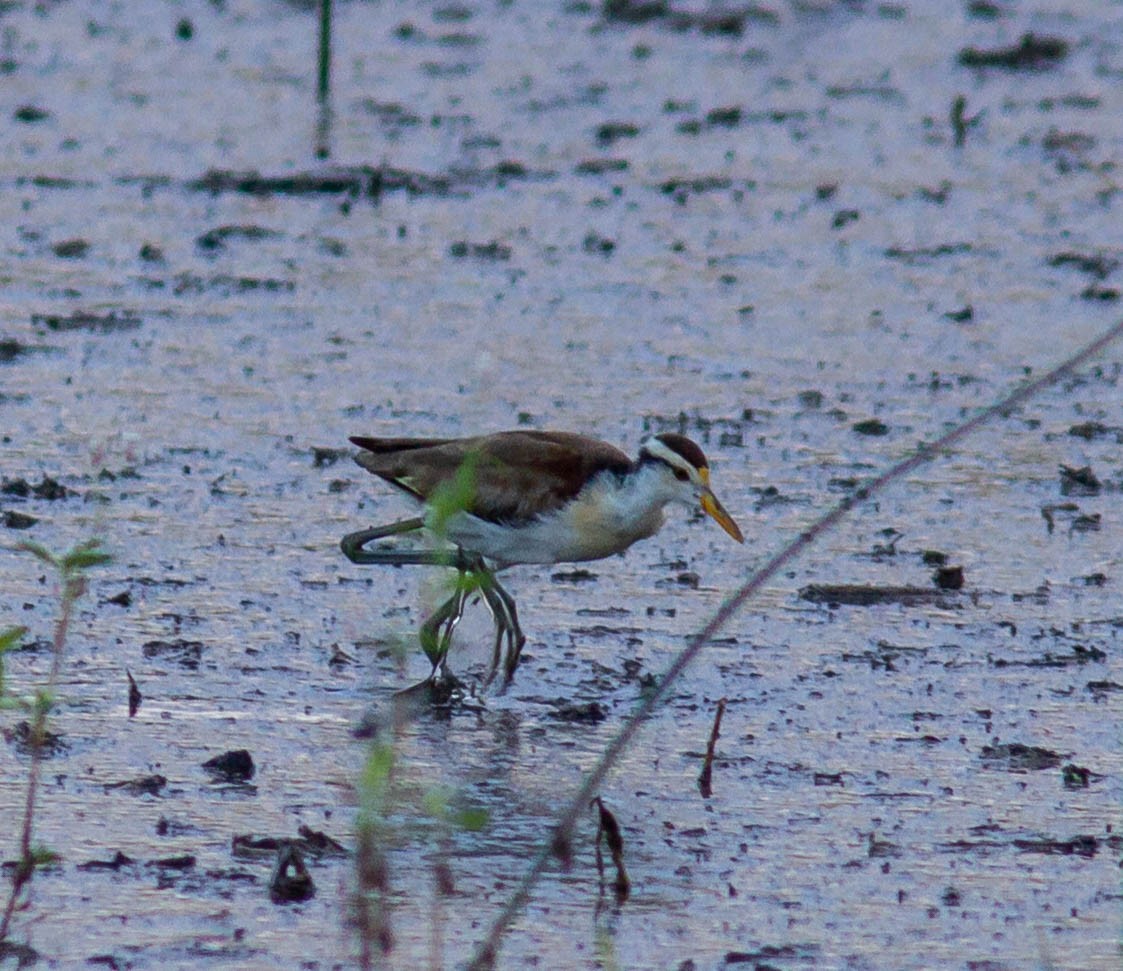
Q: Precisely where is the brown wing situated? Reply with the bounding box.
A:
[350,431,633,525]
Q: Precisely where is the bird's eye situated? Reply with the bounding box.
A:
[673,468,689,482]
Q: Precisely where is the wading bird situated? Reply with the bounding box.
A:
[341,430,743,686]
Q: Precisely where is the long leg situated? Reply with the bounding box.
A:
[470,567,527,686]
[342,518,425,564]
[476,581,509,686]
[341,521,527,683]
[419,580,470,672]
[489,575,527,684]
[342,520,482,572]
[344,519,460,674]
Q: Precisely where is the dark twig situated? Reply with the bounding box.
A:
[592,798,629,903]
[698,697,727,798]
[127,669,141,718]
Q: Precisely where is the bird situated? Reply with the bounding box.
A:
[340,430,743,688]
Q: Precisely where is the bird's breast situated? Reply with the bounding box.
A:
[440,486,666,567]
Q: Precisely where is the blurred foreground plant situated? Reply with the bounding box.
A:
[351,734,489,969]
[0,539,110,944]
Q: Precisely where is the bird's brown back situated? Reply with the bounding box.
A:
[350,431,633,525]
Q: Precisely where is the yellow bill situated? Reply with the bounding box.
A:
[701,490,744,543]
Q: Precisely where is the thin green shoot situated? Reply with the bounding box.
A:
[0,538,109,944]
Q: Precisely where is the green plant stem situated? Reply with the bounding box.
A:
[0,576,80,942]
[317,0,331,102]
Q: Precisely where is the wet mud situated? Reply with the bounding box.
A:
[1,1,1121,968]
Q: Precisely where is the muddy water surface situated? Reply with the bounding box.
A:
[1,1,1121,969]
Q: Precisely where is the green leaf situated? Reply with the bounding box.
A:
[61,540,111,573]
[0,697,30,711]
[0,626,27,654]
[29,844,61,867]
[421,787,488,831]
[451,806,489,832]
[421,786,451,819]
[0,626,19,696]
[16,540,56,567]
[359,740,395,812]
[426,450,480,537]
[31,688,54,716]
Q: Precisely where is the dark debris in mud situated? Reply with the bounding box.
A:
[658,175,754,204]
[641,411,752,446]
[1058,464,1101,496]
[13,104,49,123]
[957,33,1069,70]
[840,640,928,669]
[51,237,90,259]
[1048,251,1119,280]
[202,748,256,783]
[3,720,67,757]
[142,639,206,669]
[80,853,197,875]
[942,831,1121,859]
[449,239,512,260]
[800,584,961,608]
[104,774,168,796]
[196,224,283,252]
[312,445,350,467]
[1061,763,1094,789]
[601,0,779,35]
[2,509,38,529]
[1086,679,1123,698]
[1013,834,1104,858]
[232,826,347,862]
[1040,501,1084,533]
[574,157,629,175]
[547,699,608,723]
[188,162,546,201]
[722,943,819,966]
[988,643,1105,669]
[852,418,889,436]
[270,843,315,903]
[884,242,971,262]
[0,337,47,363]
[1066,420,1122,440]
[551,568,598,583]
[31,310,141,334]
[932,565,964,590]
[2,475,76,501]
[1079,284,1120,302]
[77,850,135,871]
[137,272,296,295]
[978,743,1063,772]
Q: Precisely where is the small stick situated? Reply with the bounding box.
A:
[127,669,142,718]
[697,697,727,798]
[591,797,629,902]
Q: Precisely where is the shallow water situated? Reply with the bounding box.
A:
[1,1,1121,968]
